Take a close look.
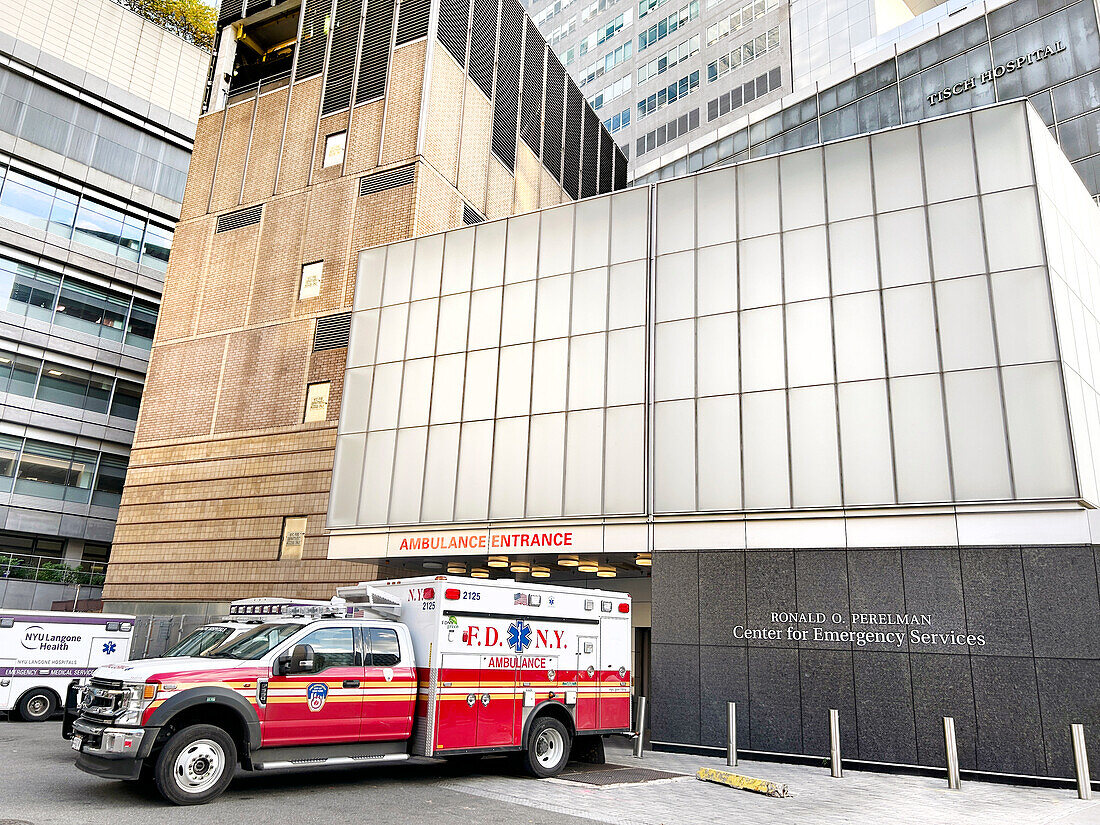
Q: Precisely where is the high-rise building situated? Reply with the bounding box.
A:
[102,0,627,615]
[0,0,208,608]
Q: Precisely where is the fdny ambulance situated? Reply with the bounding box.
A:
[69,577,632,805]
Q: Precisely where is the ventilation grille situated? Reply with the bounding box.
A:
[437,0,471,67]
[491,0,523,171]
[296,0,331,79]
[215,205,263,232]
[519,19,544,156]
[469,0,498,98]
[543,51,565,183]
[359,164,415,195]
[614,148,628,190]
[322,0,363,114]
[314,312,352,351]
[598,129,614,195]
[218,0,245,27]
[357,0,395,102]
[580,103,599,199]
[245,0,272,15]
[463,203,485,224]
[562,80,582,200]
[396,0,431,43]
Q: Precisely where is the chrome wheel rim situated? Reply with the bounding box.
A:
[174,739,225,794]
[534,727,564,769]
[26,695,49,717]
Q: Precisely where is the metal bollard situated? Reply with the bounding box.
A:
[1071,724,1093,800]
[829,708,843,778]
[633,696,647,759]
[727,702,738,767]
[943,717,961,790]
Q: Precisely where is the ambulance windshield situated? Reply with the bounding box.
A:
[209,623,303,660]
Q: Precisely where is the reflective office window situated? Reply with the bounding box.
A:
[0,434,20,490]
[91,453,128,507]
[15,440,97,503]
[110,380,142,420]
[73,199,126,256]
[125,299,158,349]
[0,171,55,231]
[5,353,39,397]
[54,281,127,341]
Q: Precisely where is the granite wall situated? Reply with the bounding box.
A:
[650,546,1100,779]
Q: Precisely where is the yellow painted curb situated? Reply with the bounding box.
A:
[696,767,790,798]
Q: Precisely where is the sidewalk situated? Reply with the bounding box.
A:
[439,741,1100,825]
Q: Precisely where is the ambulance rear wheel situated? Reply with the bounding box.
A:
[17,688,56,721]
[523,717,571,778]
[154,724,236,805]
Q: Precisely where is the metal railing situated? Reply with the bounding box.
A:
[0,551,107,586]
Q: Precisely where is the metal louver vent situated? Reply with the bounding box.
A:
[322,0,363,114]
[463,203,485,224]
[357,0,396,103]
[314,312,352,351]
[396,0,431,43]
[215,205,263,232]
[437,0,471,66]
[359,164,416,195]
[581,106,599,198]
[218,0,245,27]
[296,0,331,79]
[468,0,498,98]
[519,20,544,156]
[614,148,628,191]
[598,130,613,194]
[491,0,523,171]
[543,51,565,183]
[246,0,272,15]
[562,81,582,200]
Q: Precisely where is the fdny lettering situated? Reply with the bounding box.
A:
[487,656,549,668]
[397,532,574,551]
[463,626,567,649]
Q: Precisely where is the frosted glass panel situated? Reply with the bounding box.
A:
[359,430,396,524]
[696,167,736,247]
[657,177,695,254]
[436,293,471,354]
[462,349,499,420]
[398,357,433,427]
[656,252,695,321]
[609,261,647,329]
[780,147,825,230]
[607,327,646,406]
[889,375,951,502]
[935,276,996,371]
[697,243,738,315]
[838,380,894,505]
[944,368,1011,500]
[421,424,460,521]
[789,384,841,507]
[783,227,829,303]
[833,292,885,382]
[568,333,606,409]
[654,400,696,511]
[496,344,533,417]
[539,204,574,276]
[697,313,739,396]
[368,361,402,430]
[355,248,386,310]
[1002,362,1075,498]
[697,394,741,510]
[565,409,604,514]
[982,189,1044,272]
[921,115,977,203]
[655,320,695,400]
[454,420,493,520]
[531,338,568,413]
[991,267,1057,365]
[878,208,930,287]
[329,432,366,526]
[738,157,780,238]
[467,287,503,350]
[740,235,782,309]
[605,405,644,513]
[340,366,372,432]
[883,284,939,376]
[824,138,873,221]
[441,228,475,294]
[411,234,444,300]
[829,218,878,295]
[376,304,409,363]
[972,104,1033,193]
[501,281,536,345]
[740,307,785,391]
[490,417,528,518]
[526,413,566,516]
[405,298,439,359]
[535,275,571,340]
[575,196,611,269]
[785,299,834,387]
[347,309,378,368]
[610,187,650,264]
[382,240,414,305]
[472,220,506,288]
[929,199,985,279]
[871,126,923,212]
[505,213,539,283]
[572,267,609,334]
[741,390,790,509]
[389,427,427,523]
[430,353,465,424]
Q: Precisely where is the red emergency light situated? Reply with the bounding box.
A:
[444,588,461,600]
[423,587,435,600]
[618,603,629,613]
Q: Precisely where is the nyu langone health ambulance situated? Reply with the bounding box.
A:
[1,609,134,720]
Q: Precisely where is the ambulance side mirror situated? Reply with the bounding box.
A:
[277,644,315,675]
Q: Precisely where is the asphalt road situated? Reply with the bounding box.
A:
[0,718,594,825]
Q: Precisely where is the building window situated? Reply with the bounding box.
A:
[304,381,331,423]
[323,132,347,168]
[280,516,308,560]
[299,261,323,300]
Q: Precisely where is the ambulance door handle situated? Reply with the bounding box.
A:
[343,680,360,688]
[480,693,491,706]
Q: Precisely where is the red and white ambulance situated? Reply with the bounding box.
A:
[69,576,632,805]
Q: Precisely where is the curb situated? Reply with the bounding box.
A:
[696,767,790,797]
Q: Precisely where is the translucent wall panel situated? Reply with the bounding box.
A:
[610,187,649,265]
[382,240,415,305]
[347,309,379,368]
[569,333,606,409]
[783,228,829,302]
[921,115,977,203]
[696,167,736,248]
[390,427,427,522]
[824,138,873,221]
[472,220,506,288]
[329,432,366,526]
[697,244,738,315]
[982,189,1045,273]
[368,362,402,430]
[697,313,739,397]
[398,357,433,427]
[501,282,536,344]
[785,299,833,387]
[972,104,1034,193]
[572,268,609,334]
[412,234,445,299]
[463,349,499,421]
[454,420,493,519]
[421,424,460,521]
[655,320,695,400]
[609,261,647,328]
[656,253,695,321]
[359,430,397,523]
[738,158,780,238]
[565,409,604,514]
[929,199,985,279]
[944,368,1012,500]
[889,375,951,502]
[871,126,924,213]
[740,236,782,309]
[605,405,644,513]
[878,209,930,288]
[490,417,529,518]
[883,285,939,377]
[991,268,1057,365]
[535,275,570,339]
[505,213,539,283]
[532,339,568,413]
[789,385,841,507]
[496,344,533,417]
[539,204,574,276]
[430,353,465,424]
[654,400,696,512]
[935,276,996,372]
[829,218,877,295]
[436,293,470,353]
[656,177,695,254]
[838,380,895,505]
[742,391,790,509]
[467,288,503,350]
[697,395,741,511]
[527,414,565,516]
[355,248,386,310]
[442,228,475,294]
[834,292,885,382]
[575,197,611,270]
[406,299,439,359]
[341,367,372,433]
[376,304,409,363]
[780,148,825,230]
[740,308,785,392]
[1002,362,1076,498]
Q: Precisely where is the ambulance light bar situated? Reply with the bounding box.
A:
[335,583,402,619]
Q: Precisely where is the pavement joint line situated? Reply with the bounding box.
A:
[542,775,695,791]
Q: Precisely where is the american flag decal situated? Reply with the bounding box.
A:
[514,592,528,606]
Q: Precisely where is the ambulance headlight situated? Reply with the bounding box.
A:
[115,682,157,725]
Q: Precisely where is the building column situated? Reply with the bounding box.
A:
[63,537,85,564]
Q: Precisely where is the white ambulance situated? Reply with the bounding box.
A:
[1,609,134,721]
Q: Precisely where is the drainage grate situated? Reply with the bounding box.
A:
[556,764,685,786]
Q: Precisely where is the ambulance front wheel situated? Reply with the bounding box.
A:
[154,724,237,806]
[523,717,571,778]
[16,688,56,721]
